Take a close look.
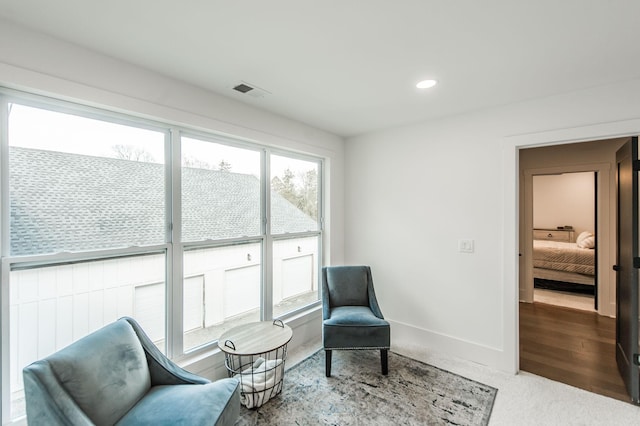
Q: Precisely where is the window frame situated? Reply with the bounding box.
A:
[267,148,324,319]
[0,88,324,422]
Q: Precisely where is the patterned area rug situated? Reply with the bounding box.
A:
[235,349,497,425]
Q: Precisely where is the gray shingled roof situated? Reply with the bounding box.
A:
[10,147,317,256]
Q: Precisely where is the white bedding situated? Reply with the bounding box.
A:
[533,240,595,276]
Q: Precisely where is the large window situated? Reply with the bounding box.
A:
[0,92,324,422]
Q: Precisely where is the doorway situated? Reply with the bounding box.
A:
[518,137,629,400]
[519,138,626,317]
[531,171,597,312]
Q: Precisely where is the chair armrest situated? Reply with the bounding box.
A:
[321,268,332,320]
[23,361,94,425]
[123,317,210,386]
[365,267,385,319]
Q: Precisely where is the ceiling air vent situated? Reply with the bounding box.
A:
[233,83,253,94]
[231,81,270,98]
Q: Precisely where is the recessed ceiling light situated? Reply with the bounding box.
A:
[416,79,437,89]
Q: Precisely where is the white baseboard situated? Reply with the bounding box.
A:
[186,313,511,380]
[389,319,507,372]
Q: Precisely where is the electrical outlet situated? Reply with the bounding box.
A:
[458,239,474,253]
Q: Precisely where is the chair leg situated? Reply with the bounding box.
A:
[325,350,332,377]
[381,349,388,375]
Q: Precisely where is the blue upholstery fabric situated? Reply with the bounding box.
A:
[325,266,370,307]
[322,266,391,375]
[26,319,151,426]
[124,317,210,386]
[22,362,95,425]
[324,306,388,327]
[117,379,240,426]
[323,306,390,349]
[23,317,240,426]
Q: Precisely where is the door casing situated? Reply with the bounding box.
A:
[615,136,640,403]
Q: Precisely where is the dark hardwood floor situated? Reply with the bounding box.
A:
[519,301,630,403]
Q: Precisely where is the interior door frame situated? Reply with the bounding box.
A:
[521,163,611,315]
[502,117,640,375]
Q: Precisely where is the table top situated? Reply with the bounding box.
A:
[218,320,293,355]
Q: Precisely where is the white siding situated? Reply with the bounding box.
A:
[9,253,165,394]
[134,283,165,342]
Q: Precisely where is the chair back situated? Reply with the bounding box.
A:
[323,265,371,308]
[23,318,151,426]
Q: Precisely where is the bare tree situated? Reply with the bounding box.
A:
[182,156,232,172]
[112,144,155,162]
[183,155,215,170]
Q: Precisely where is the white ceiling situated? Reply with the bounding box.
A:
[1,1,639,137]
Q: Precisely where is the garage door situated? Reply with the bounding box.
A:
[281,254,313,299]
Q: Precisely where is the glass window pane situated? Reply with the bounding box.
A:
[181,137,261,242]
[183,243,261,352]
[8,253,166,420]
[8,104,166,256]
[270,155,319,234]
[272,236,320,317]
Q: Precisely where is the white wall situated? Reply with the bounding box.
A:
[346,79,640,372]
[0,19,343,379]
[533,172,595,236]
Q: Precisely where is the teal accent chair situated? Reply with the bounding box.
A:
[322,265,391,377]
[22,317,240,426]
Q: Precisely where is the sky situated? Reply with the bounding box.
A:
[7,103,318,180]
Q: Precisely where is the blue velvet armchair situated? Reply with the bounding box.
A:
[322,265,391,377]
[22,317,240,426]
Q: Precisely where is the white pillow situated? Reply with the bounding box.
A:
[576,231,595,249]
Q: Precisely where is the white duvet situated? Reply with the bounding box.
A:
[533,240,595,275]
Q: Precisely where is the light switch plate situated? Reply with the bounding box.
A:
[458,239,474,253]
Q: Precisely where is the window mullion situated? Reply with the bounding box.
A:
[0,98,8,423]
[263,149,273,321]
[168,128,183,359]
[0,98,8,258]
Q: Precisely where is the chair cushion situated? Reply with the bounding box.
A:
[326,266,369,307]
[45,319,151,426]
[324,306,387,326]
[116,378,240,426]
[323,306,390,349]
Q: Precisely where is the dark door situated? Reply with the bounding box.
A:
[615,136,639,403]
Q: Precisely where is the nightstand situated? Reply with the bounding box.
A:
[533,228,575,242]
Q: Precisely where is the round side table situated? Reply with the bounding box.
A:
[218,320,293,408]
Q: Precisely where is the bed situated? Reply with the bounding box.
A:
[533,233,595,293]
